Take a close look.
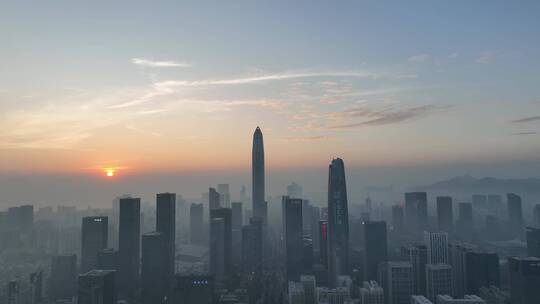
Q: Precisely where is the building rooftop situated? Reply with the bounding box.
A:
[142,231,163,237]
[437,294,484,302]
[426,263,452,269]
[360,281,382,291]
[387,261,413,267]
[411,295,433,304]
[81,269,115,277]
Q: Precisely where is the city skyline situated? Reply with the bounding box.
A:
[1,1,539,177]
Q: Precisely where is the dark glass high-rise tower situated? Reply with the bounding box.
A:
[156,192,176,296]
[209,187,221,219]
[405,192,428,232]
[327,158,349,287]
[81,216,108,273]
[242,217,263,276]
[118,197,140,298]
[526,227,540,258]
[210,208,232,277]
[141,232,167,304]
[190,203,204,245]
[50,254,77,300]
[363,221,388,281]
[252,127,266,223]
[507,193,523,238]
[283,196,303,282]
[437,196,453,234]
[78,270,116,304]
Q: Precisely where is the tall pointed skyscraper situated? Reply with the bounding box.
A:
[327,158,349,287]
[252,127,266,223]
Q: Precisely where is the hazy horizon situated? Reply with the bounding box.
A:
[2,159,539,209]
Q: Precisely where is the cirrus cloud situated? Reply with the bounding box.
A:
[132,58,191,68]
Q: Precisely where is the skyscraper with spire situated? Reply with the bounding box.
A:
[327,158,350,287]
[252,127,266,223]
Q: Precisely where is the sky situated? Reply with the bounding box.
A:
[0,1,539,205]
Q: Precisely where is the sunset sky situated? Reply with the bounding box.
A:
[1,1,539,179]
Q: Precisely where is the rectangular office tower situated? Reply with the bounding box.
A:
[231,202,244,265]
[534,204,540,226]
[401,244,428,296]
[97,248,118,271]
[424,231,449,264]
[50,254,77,301]
[526,226,540,258]
[487,195,503,215]
[457,203,473,231]
[507,193,524,239]
[231,202,243,230]
[141,232,168,304]
[392,205,404,232]
[300,275,316,304]
[81,216,108,273]
[426,264,453,303]
[452,244,500,297]
[283,196,304,282]
[210,207,232,276]
[78,270,116,304]
[405,192,428,232]
[508,257,540,304]
[118,197,140,298]
[209,187,221,211]
[190,203,204,245]
[217,184,231,208]
[242,217,263,276]
[156,192,176,293]
[378,261,413,304]
[472,194,487,209]
[210,218,226,280]
[363,221,388,281]
[436,196,453,234]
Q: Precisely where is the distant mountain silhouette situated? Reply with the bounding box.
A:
[410,175,540,202]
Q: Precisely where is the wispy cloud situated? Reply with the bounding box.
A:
[125,124,162,137]
[153,71,380,88]
[475,50,518,64]
[283,135,334,142]
[109,69,415,109]
[476,52,496,64]
[511,132,537,136]
[0,89,166,149]
[510,115,540,123]
[132,58,191,68]
[330,104,445,129]
[408,54,430,63]
[220,99,285,109]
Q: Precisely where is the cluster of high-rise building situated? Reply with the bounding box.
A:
[2,126,540,304]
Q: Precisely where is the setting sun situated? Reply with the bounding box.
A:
[105,169,115,177]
